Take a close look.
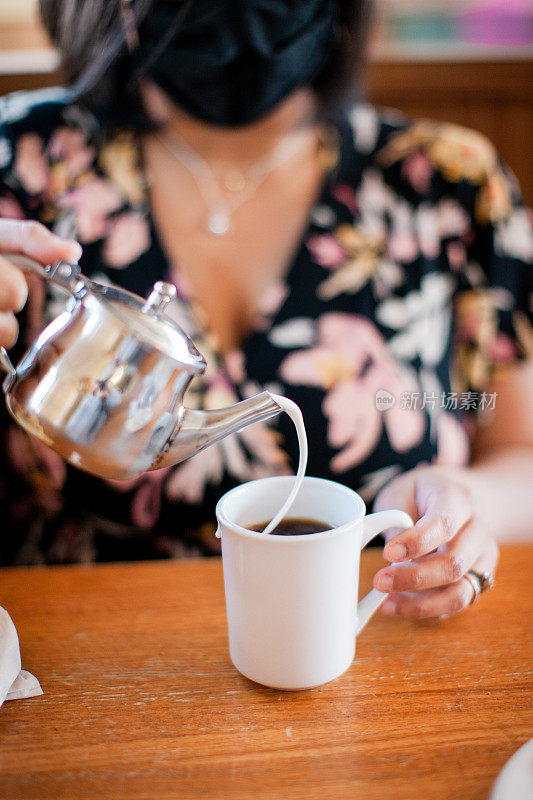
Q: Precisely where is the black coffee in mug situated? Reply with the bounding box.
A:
[248,518,331,536]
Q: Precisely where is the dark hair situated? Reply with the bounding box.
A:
[40,0,374,124]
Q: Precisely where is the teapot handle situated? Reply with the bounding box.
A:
[0,347,15,378]
[0,256,86,384]
[5,255,86,297]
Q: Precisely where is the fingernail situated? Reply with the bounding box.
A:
[69,242,83,262]
[374,573,394,592]
[381,599,396,615]
[15,282,28,312]
[53,234,82,262]
[386,543,407,562]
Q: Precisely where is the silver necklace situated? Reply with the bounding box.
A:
[157,128,316,235]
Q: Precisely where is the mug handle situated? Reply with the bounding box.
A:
[356,510,414,636]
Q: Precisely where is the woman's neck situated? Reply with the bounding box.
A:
[140,82,319,167]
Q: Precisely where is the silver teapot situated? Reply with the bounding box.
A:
[0,258,282,481]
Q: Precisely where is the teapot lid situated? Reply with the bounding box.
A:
[86,278,207,374]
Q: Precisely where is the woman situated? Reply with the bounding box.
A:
[0,0,531,618]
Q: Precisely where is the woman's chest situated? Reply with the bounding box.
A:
[149,216,307,354]
[144,140,325,354]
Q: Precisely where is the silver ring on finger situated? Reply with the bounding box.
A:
[463,570,494,605]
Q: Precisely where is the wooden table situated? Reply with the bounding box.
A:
[0,546,531,800]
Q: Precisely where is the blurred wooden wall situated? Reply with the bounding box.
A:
[0,59,532,205]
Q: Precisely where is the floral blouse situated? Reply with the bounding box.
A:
[0,88,531,565]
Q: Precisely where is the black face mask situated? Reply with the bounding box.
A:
[137,0,336,127]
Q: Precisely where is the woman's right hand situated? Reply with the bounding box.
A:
[0,219,82,349]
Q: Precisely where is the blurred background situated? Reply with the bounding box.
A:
[0,0,532,203]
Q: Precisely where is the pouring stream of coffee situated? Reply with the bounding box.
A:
[261,393,308,535]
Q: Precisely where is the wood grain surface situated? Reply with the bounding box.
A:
[0,546,531,800]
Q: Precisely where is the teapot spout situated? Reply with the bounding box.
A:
[151,391,283,470]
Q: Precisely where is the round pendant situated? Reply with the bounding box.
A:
[207,210,230,235]
[223,170,246,193]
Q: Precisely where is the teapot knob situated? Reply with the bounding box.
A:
[142,281,177,314]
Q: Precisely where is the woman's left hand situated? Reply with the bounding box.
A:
[372,464,498,619]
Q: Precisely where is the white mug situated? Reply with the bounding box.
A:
[216,476,413,690]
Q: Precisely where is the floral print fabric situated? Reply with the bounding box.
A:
[0,88,531,565]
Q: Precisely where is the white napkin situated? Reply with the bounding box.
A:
[0,607,42,708]
[490,738,533,800]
